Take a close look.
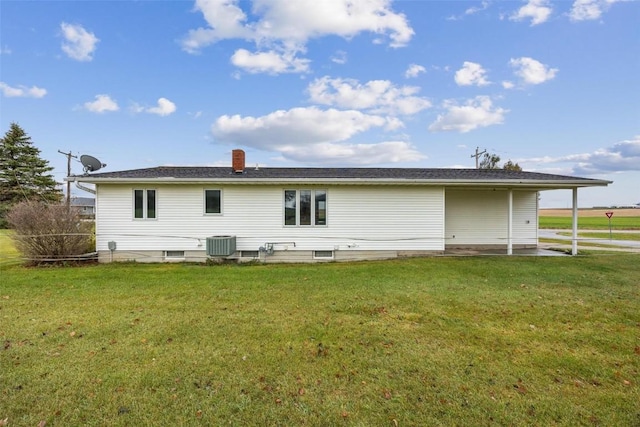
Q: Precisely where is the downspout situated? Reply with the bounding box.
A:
[68,176,96,194]
[507,189,513,255]
[68,176,98,258]
[572,188,578,255]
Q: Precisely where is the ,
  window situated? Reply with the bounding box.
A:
[284,190,297,226]
[134,189,156,219]
[314,190,326,225]
[284,190,327,226]
[204,189,222,214]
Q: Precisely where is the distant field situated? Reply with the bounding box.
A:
[539,209,640,230]
[540,208,639,217]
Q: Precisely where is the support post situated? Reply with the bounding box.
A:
[572,188,578,255]
[507,189,513,255]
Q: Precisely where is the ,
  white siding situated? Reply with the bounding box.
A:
[445,189,537,247]
[95,184,445,260]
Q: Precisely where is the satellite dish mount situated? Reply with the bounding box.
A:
[80,155,106,174]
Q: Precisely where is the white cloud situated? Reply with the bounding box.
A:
[331,50,347,64]
[569,0,623,21]
[255,0,414,47]
[147,98,177,116]
[0,82,47,98]
[307,76,431,116]
[83,94,119,113]
[518,136,640,174]
[405,64,426,78]
[131,98,177,116]
[210,106,423,164]
[60,22,99,61]
[509,57,558,85]
[572,138,640,174]
[182,0,414,74]
[278,141,425,164]
[502,81,515,89]
[454,61,490,86]
[0,46,11,55]
[213,107,387,146]
[465,1,490,16]
[447,0,490,20]
[180,0,256,54]
[428,96,507,133]
[231,49,310,74]
[130,103,145,114]
[510,0,553,25]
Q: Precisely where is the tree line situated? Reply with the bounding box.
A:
[0,123,61,227]
[1,123,92,263]
[479,152,522,171]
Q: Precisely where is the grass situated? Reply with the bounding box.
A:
[556,232,640,242]
[1,256,639,426]
[0,229,20,268]
[538,238,636,251]
[539,216,640,230]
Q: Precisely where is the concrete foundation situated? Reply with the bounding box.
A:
[97,249,446,264]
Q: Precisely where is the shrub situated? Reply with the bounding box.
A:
[7,200,94,264]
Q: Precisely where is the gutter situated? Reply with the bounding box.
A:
[70,177,613,189]
[66,175,97,194]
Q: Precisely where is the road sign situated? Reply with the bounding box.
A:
[605,212,614,240]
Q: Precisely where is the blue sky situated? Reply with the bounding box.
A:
[1,0,638,207]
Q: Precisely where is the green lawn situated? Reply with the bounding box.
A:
[556,232,640,242]
[1,256,639,426]
[539,216,640,230]
[0,229,20,268]
[538,237,636,251]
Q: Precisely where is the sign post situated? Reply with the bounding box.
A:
[605,211,614,240]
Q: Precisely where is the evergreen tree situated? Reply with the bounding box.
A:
[0,122,61,228]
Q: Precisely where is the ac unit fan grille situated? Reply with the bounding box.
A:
[206,236,236,257]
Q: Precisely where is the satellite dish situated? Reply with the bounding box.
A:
[80,155,106,173]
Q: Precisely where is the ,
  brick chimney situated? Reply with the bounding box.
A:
[232,149,245,173]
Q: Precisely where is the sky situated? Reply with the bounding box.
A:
[1,0,638,208]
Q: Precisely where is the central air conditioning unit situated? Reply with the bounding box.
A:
[206,235,236,257]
